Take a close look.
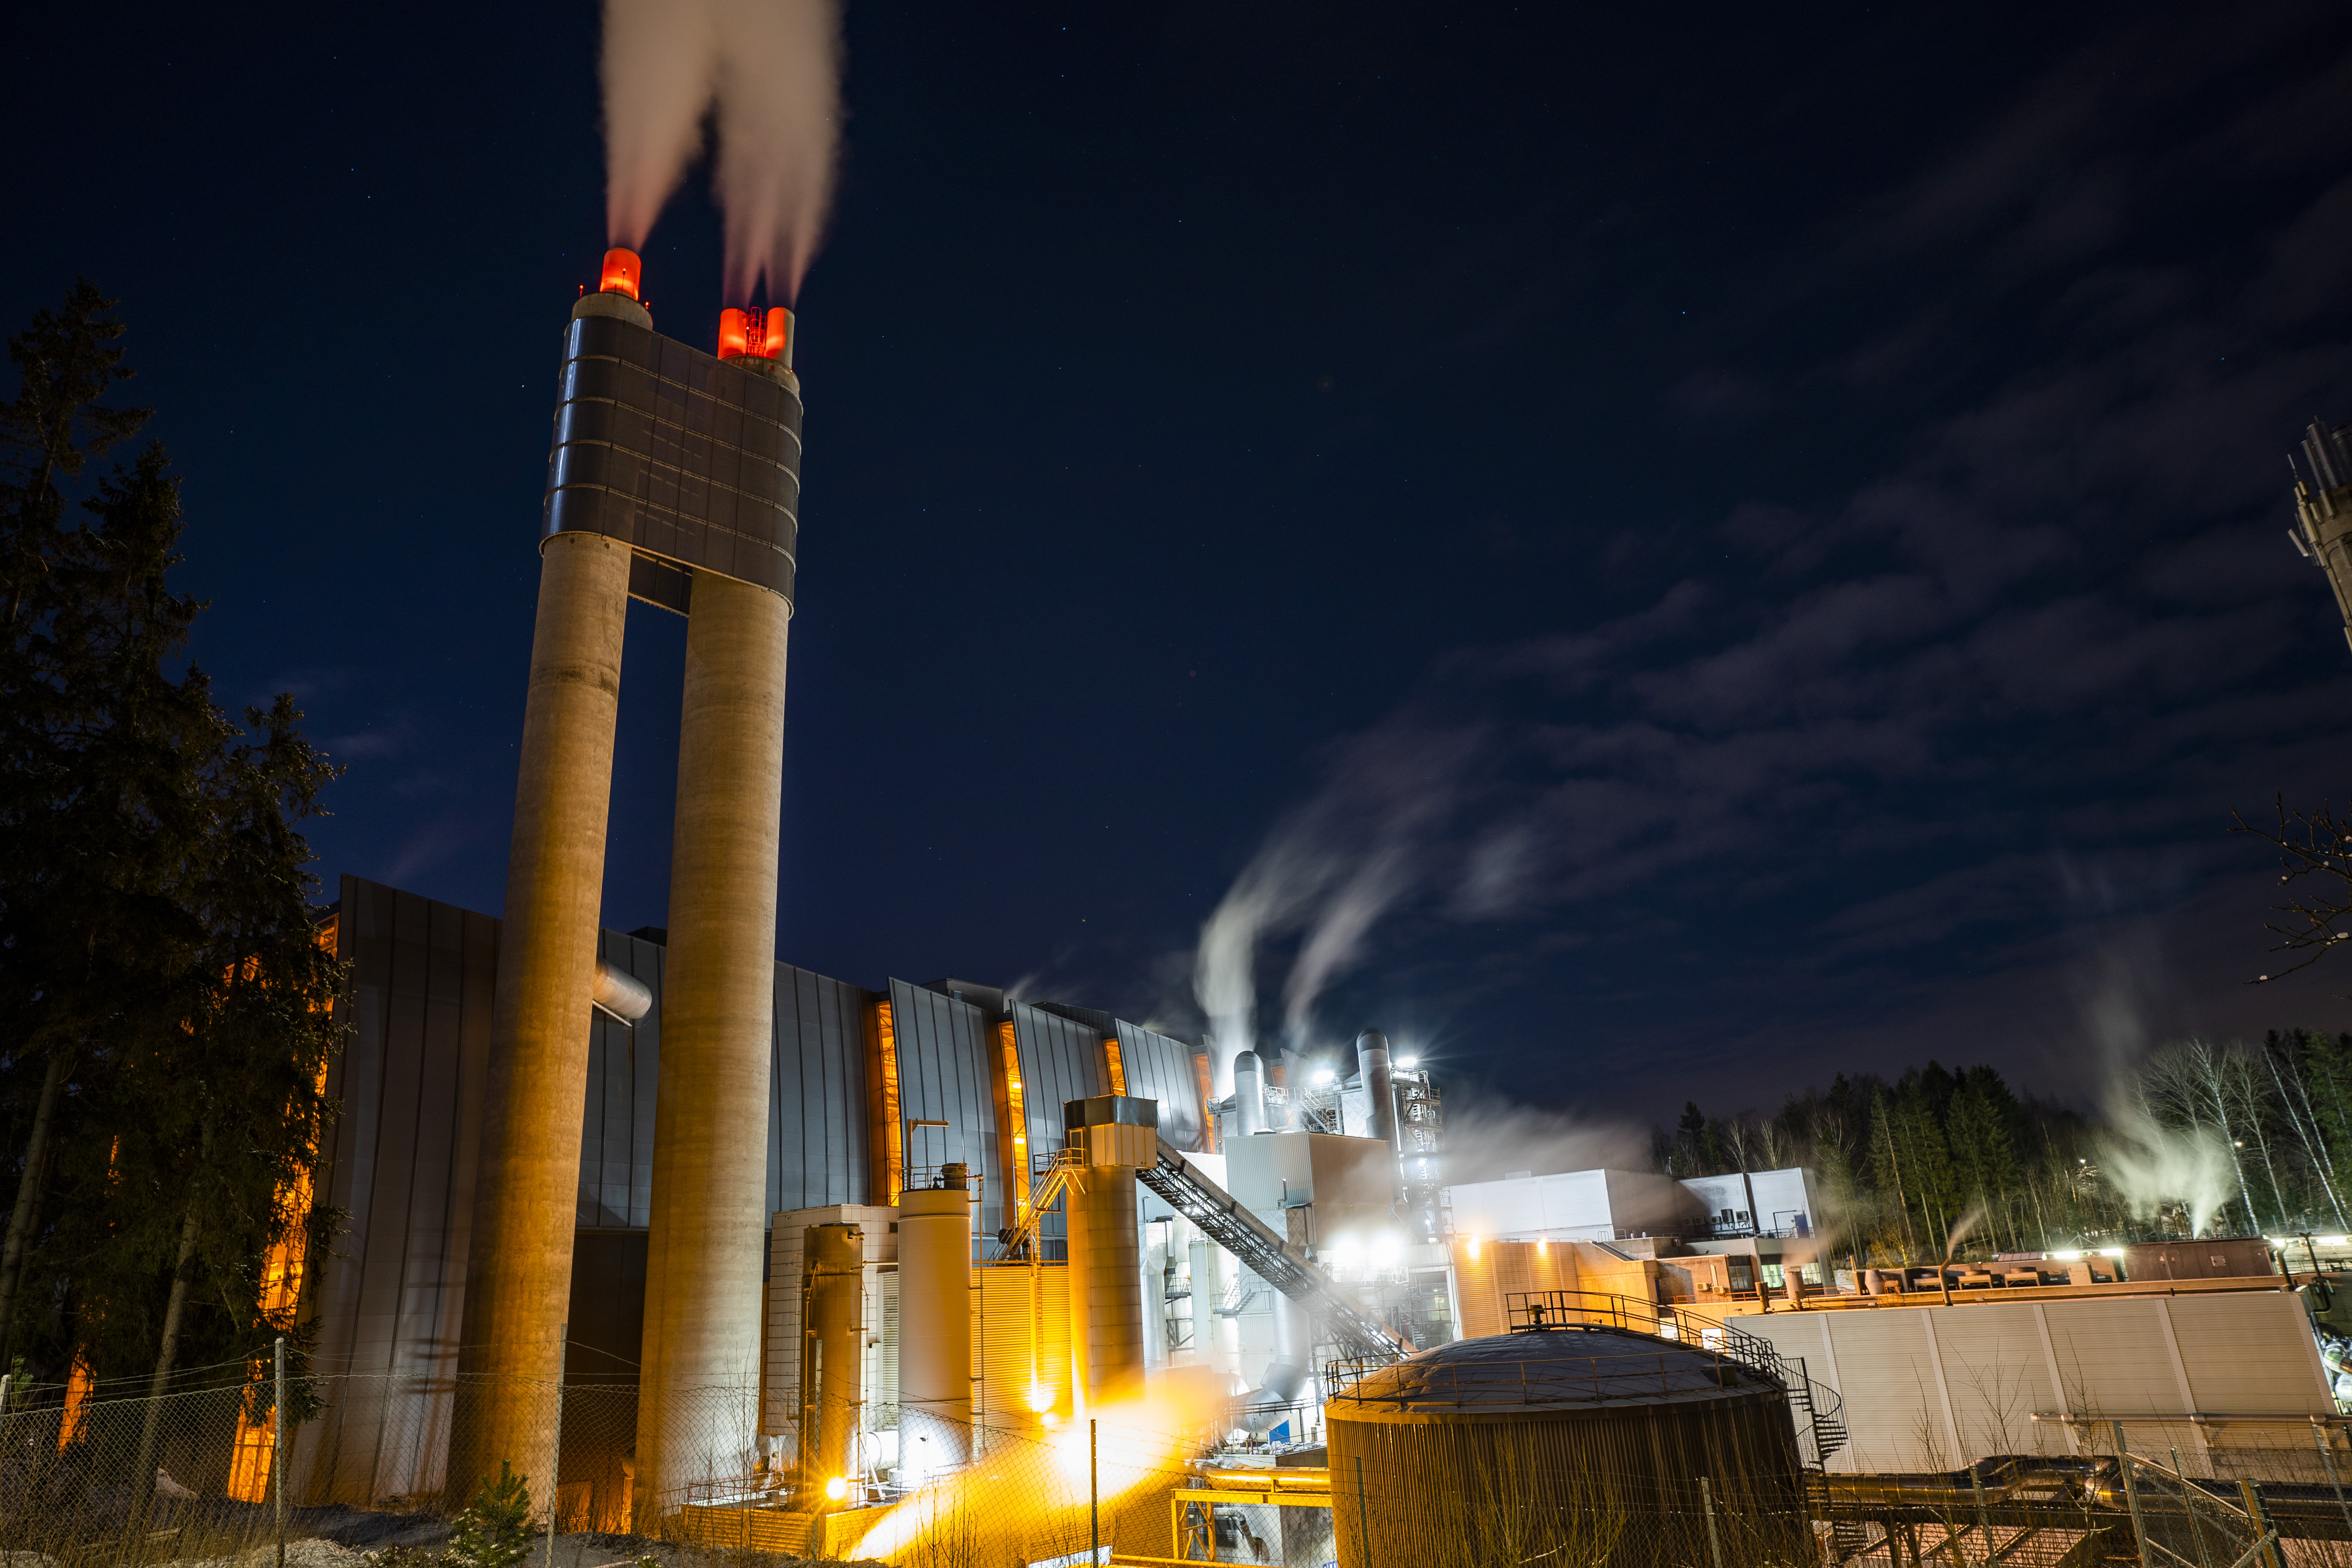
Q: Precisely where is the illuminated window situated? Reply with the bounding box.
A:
[1103,1039,1126,1095]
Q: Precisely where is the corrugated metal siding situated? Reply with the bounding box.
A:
[2168,1291,2332,1413]
[1115,1021,1206,1152]
[888,979,1004,1237]
[1924,1310,2064,1460]
[771,966,876,1213]
[579,930,664,1228]
[296,877,496,1506]
[1011,1003,1107,1159]
[1740,1292,2331,1475]
[2041,1298,2187,1425]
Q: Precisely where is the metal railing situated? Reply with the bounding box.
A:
[1136,1138,1400,1363]
[1503,1290,1846,1468]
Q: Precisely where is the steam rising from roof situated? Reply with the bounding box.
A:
[601,0,844,303]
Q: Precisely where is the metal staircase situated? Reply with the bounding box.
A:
[1501,1290,1849,1469]
[989,1138,1401,1362]
[1136,1137,1402,1362]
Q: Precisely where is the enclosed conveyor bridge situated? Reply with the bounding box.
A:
[994,1133,1403,1364]
[1138,1136,1402,1363]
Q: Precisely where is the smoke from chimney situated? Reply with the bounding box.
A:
[600,0,844,304]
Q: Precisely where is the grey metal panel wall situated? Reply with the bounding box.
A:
[887,979,1003,1237]
[1115,1021,1206,1153]
[296,877,496,1506]
[770,966,875,1213]
[579,930,666,1228]
[1010,1002,1108,1161]
[543,315,803,602]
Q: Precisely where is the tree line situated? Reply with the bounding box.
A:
[1657,1031,2352,1263]
[0,284,342,1439]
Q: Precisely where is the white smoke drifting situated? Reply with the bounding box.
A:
[2078,951,2239,1237]
[1191,731,1477,1082]
[601,0,843,303]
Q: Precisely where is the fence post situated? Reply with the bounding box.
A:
[1700,1476,1725,1568]
[1090,1418,1100,1566]
[546,1321,567,1568]
[2114,1422,2152,1568]
[275,1336,288,1568]
[2314,1422,2352,1543]
[2237,1481,2283,1568]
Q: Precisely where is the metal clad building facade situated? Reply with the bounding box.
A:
[1113,1018,1205,1153]
[297,877,1208,1504]
[1010,1001,1111,1159]
[579,930,665,1228]
[1738,1292,2333,1475]
[887,979,1006,1238]
[300,877,497,1505]
[772,966,878,1211]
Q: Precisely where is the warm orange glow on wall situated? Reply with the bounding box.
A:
[1192,1053,1217,1153]
[877,1002,903,1204]
[1103,1039,1126,1096]
[57,1356,92,1451]
[600,248,642,301]
[227,915,339,1502]
[995,1021,1030,1223]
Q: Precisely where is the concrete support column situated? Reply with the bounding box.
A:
[447,531,632,1505]
[636,572,793,1511]
[1066,1167,1145,1416]
[898,1178,974,1478]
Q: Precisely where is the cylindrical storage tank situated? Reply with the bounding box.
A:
[799,1224,865,1506]
[1326,1327,1809,1568]
[1065,1165,1144,1414]
[1354,1028,1397,1147]
[899,1166,974,1478]
[1231,1049,1267,1137]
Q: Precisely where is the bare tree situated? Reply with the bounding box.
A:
[2234,796,2352,986]
[2144,1042,2262,1232]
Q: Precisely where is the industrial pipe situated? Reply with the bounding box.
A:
[900,1164,974,1475]
[1231,1050,1267,1138]
[1241,1293,1311,1433]
[591,959,653,1025]
[799,1224,865,1507]
[1355,1029,1397,1146]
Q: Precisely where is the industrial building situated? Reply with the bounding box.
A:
[248,251,2351,1565]
[291,873,1439,1518]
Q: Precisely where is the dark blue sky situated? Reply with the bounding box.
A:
[13,3,2352,1125]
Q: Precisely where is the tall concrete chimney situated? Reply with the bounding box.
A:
[448,248,806,1512]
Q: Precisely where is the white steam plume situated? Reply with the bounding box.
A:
[1191,732,1475,1077]
[601,0,844,303]
[2078,947,2237,1237]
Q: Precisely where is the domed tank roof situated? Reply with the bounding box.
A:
[1328,1324,1786,1422]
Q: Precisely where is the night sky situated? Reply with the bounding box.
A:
[13,4,2352,1128]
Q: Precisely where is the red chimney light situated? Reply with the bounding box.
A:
[599,248,642,301]
[718,306,793,364]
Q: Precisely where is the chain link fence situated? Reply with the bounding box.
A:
[16,1370,2352,1568]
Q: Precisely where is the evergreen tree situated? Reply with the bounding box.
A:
[0,289,343,1429]
[447,1462,539,1568]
